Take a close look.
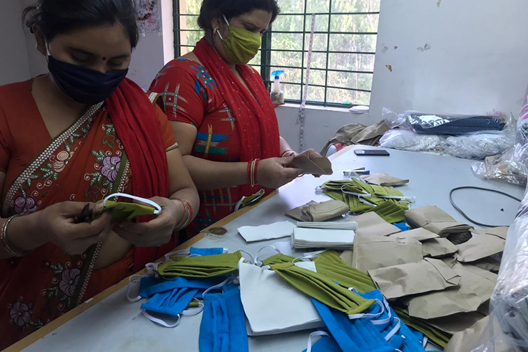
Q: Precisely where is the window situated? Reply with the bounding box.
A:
[174,0,380,107]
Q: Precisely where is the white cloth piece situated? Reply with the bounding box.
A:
[239,263,324,336]
[294,261,317,273]
[238,221,296,243]
[292,228,355,250]
[297,221,358,230]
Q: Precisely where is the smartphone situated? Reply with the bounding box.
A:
[354,149,390,156]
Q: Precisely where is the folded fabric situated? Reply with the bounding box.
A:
[238,263,323,336]
[368,258,461,300]
[297,221,358,230]
[270,262,374,316]
[238,221,296,243]
[366,201,406,223]
[292,227,355,250]
[285,201,318,222]
[350,212,402,237]
[320,121,390,156]
[290,155,333,175]
[401,263,497,319]
[389,227,439,242]
[422,238,459,258]
[457,229,507,263]
[394,307,451,348]
[361,173,409,187]
[344,235,423,272]
[157,252,242,278]
[301,200,350,222]
[406,206,473,236]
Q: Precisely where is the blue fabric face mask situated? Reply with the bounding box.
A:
[199,286,249,352]
[350,289,426,352]
[311,298,398,352]
[190,247,227,256]
[47,54,127,105]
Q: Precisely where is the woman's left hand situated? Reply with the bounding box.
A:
[114,197,183,247]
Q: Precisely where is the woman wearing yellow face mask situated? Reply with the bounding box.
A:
[150,0,322,237]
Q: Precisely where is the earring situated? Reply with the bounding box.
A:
[213,28,218,35]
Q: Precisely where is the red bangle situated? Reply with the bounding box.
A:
[253,159,260,186]
[173,198,186,226]
[282,150,295,158]
[181,199,193,225]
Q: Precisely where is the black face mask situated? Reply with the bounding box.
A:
[47,55,128,105]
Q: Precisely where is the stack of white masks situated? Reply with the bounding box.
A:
[291,222,357,250]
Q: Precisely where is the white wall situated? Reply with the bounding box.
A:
[0,0,31,85]
[369,0,528,119]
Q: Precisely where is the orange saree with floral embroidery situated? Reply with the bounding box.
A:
[0,79,179,348]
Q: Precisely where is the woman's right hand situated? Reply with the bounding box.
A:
[256,156,304,189]
[36,202,113,255]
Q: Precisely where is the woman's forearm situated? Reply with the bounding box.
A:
[280,137,295,155]
[169,187,200,223]
[183,155,248,191]
[0,213,45,259]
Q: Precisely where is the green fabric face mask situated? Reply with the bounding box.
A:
[157,251,242,278]
[313,251,376,294]
[270,262,374,316]
[218,15,261,65]
[366,201,406,223]
[98,193,161,222]
[261,253,296,266]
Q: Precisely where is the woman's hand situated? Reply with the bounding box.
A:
[299,149,323,160]
[257,156,304,189]
[36,202,113,255]
[114,197,183,247]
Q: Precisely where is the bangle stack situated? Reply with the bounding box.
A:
[171,198,194,231]
[1,215,26,257]
[248,159,260,187]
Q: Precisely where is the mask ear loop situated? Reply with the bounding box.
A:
[126,274,149,303]
[306,331,330,352]
[103,193,162,215]
[237,249,255,264]
[141,310,181,328]
[164,249,191,261]
[254,245,281,266]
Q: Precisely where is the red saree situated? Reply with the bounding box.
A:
[0,78,177,348]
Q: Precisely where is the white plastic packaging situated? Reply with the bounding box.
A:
[471,193,528,351]
[379,129,445,152]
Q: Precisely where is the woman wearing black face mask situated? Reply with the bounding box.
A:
[0,0,199,347]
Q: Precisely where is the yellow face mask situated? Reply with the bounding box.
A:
[217,15,262,65]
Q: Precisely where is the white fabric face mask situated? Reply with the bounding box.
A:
[238,262,324,336]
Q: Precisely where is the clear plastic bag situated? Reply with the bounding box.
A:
[471,194,528,352]
[443,113,516,160]
[379,129,445,152]
[472,144,528,186]
[516,85,528,145]
[382,108,505,133]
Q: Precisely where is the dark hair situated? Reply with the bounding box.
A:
[23,0,139,48]
[198,0,280,33]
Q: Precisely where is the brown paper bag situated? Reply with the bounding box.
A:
[289,155,333,175]
[346,236,423,272]
[406,206,472,236]
[422,238,459,258]
[301,200,349,222]
[457,233,506,263]
[402,263,497,319]
[444,316,511,352]
[351,120,390,144]
[361,173,409,187]
[349,212,401,237]
[475,227,508,240]
[285,201,318,222]
[368,258,461,300]
[389,228,439,242]
[428,311,487,335]
[471,256,501,273]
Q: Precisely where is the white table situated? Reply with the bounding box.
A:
[14,147,524,352]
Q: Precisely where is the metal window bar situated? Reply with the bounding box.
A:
[173,0,378,106]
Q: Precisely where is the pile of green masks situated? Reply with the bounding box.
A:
[320,179,411,215]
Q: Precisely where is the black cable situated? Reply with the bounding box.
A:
[449,186,522,228]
